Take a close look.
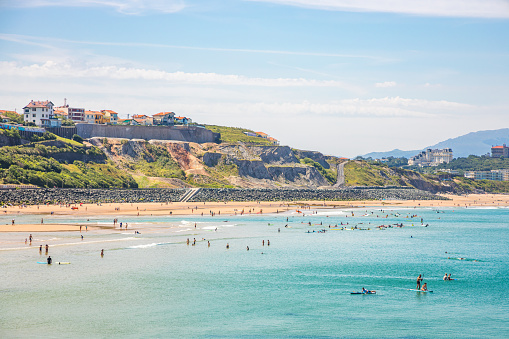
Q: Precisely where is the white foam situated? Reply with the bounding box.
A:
[128,243,160,249]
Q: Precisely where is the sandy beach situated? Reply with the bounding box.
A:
[1,193,508,232]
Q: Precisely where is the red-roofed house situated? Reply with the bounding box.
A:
[255,132,268,139]
[132,115,153,126]
[174,116,190,125]
[492,144,509,158]
[23,100,58,127]
[153,112,175,125]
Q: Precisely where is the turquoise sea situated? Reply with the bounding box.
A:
[0,206,508,338]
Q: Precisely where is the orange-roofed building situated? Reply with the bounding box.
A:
[267,137,279,145]
[174,116,191,125]
[153,111,175,125]
[255,132,268,139]
[23,100,55,127]
[85,111,104,124]
[491,144,509,158]
[101,110,118,125]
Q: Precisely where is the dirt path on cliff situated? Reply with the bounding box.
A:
[334,160,347,187]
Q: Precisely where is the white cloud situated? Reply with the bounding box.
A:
[375,81,396,88]
[0,60,357,88]
[0,0,186,14]
[248,0,509,18]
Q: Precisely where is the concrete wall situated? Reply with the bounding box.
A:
[76,124,220,144]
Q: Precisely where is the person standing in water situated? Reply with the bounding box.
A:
[47,256,52,265]
[101,249,104,257]
[416,274,423,290]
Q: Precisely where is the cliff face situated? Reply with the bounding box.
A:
[90,138,336,188]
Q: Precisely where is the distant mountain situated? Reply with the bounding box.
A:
[360,128,509,159]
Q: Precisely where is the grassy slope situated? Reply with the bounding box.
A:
[204,125,274,145]
[0,141,137,188]
[343,161,406,186]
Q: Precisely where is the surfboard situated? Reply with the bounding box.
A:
[408,289,433,293]
[37,262,48,264]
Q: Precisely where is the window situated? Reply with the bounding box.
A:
[24,109,29,113]
[32,114,36,117]
[32,108,36,111]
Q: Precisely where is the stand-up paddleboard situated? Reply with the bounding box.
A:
[37,262,70,265]
[351,291,376,294]
[409,289,433,293]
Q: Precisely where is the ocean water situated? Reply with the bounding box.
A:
[0,207,508,338]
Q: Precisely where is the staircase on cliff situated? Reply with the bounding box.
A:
[180,188,202,202]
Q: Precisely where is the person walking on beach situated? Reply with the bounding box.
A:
[416,274,423,290]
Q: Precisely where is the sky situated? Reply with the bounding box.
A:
[0,0,508,157]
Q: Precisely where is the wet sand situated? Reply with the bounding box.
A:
[1,193,508,232]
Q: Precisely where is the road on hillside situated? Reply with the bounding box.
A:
[334,161,348,187]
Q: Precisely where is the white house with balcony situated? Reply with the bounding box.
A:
[23,100,57,127]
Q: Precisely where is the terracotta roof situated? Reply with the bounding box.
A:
[101,110,117,114]
[24,100,53,109]
[175,116,187,119]
[255,132,268,136]
[85,110,103,116]
[153,112,174,116]
[492,146,507,149]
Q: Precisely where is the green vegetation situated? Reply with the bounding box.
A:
[453,176,509,193]
[124,143,186,180]
[1,111,24,124]
[204,125,274,145]
[300,157,337,184]
[30,132,57,142]
[343,161,407,187]
[0,128,21,139]
[436,155,509,172]
[0,143,136,188]
[72,134,84,143]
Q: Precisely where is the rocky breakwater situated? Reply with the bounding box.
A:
[188,187,449,202]
[0,188,186,205]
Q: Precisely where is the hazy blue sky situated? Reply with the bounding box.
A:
[1,0,508,157]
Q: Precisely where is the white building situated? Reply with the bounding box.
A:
[23,100,55,127]
[408,148,453,167]
[464,169,509,181]
[55,104,85,123]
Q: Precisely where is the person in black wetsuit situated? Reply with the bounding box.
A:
[47,256,52,264]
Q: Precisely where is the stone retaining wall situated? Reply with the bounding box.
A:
[0,187,447,205]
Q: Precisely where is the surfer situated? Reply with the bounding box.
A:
[421,283,428,291]
[47,256,52,265]
[416,274,423,290]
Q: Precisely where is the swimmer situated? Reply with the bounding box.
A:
[443,273,448,281]
[421,282,428,291]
